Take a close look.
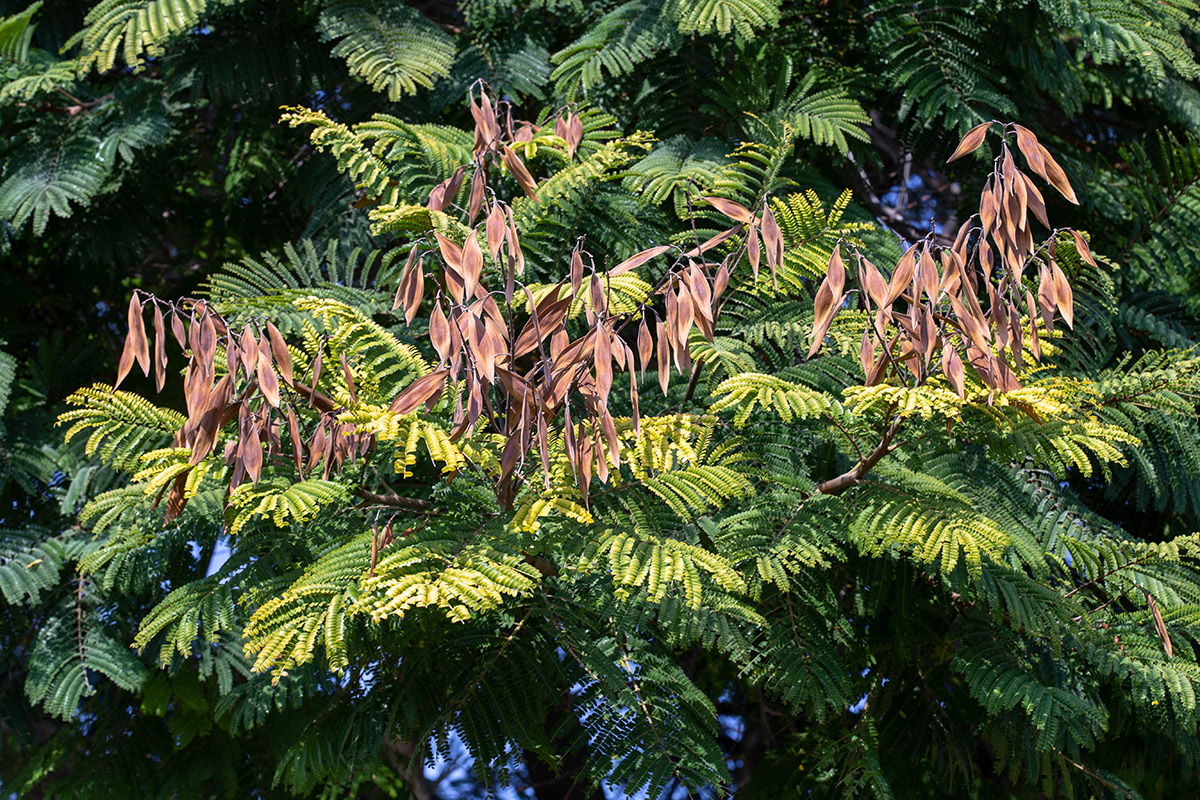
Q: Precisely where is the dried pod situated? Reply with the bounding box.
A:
[610,245,671,277]
[947,122,992,162]
[702,196,753,224]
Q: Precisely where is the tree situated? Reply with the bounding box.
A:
[3,2,1200,798]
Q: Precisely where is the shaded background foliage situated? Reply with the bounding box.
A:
[1,0,1200,798]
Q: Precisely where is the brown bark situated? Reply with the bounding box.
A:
[815,417,902,496]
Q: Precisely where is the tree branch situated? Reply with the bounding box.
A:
[353,488,434,512]
[815,416,902,495]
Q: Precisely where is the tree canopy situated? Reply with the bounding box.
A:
[3,1,1200,798]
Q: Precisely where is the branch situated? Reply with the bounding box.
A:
[815,416,902,495]
[289,380,339,414]
[353,487,434,512]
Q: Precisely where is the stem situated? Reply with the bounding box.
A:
[815,415,902,495]
[353,487,433,512]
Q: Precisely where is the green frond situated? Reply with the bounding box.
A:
[0,131,111,235]
[688,333,758,388]
[1110,133,1200,305]
[0,1,41,64]
[0,527,93,605]
[550,606,730,796]
[580,527,746,607]
[509,130,659,273]
[338,409,464,477]
[516,272,654,321]
[282,107,475,206]
[1039,0,1200,82]
[956,627,1109,752]
[0,53,78,101]
[851,467,1013,578]
[667,0,780,38]
[243,532,371,677]
[205,239,404,321]
[782,71,871,155]
[707,137,795,206]
[134,577,238,664]
[227,479,349,536]
[624,135,728,217]
[0,345,14,418]
[711,372,836,426]
[356,526,541,623]
[754,189,874,296]
[295,296,431,402]
[743,587,854,714]
[867,0,1017,132]
[451,31,552,101]
[59,385,186,472]
[25,595,148,719]
[317,1,456,101]
[550,1,680,101]
[280,108,399,203]
[67,0,228,75]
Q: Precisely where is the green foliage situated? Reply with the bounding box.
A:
[317,1,456,101]
[67,0,225,74]
[868,0,1017,133]
[1108,133,1200,305]
[0,0,39,63]
[5,0,1200,798]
